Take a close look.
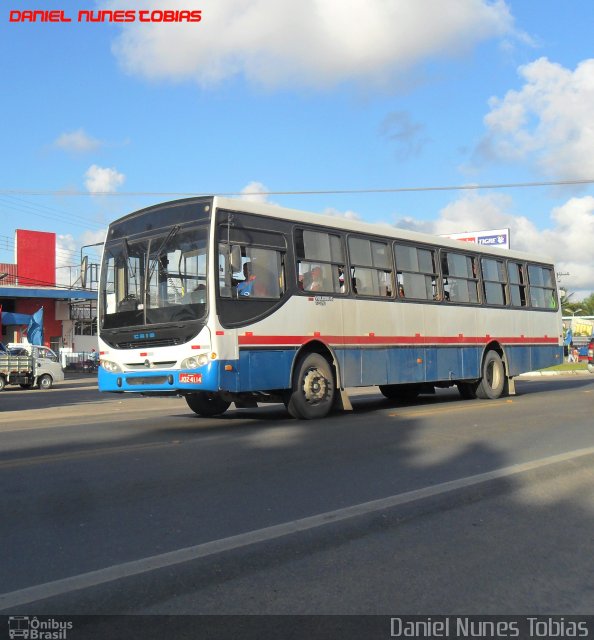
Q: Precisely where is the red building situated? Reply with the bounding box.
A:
[0,229,97,352]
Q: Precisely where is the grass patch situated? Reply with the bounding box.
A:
[541,363,588,371]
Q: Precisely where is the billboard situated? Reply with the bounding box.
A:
[442,228,510,250]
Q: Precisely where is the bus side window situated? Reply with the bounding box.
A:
[481,257,507,306]
[296,229,345,294]
[441,252,479,304]
[508,262,527,307]
[348,236,393,297]
[394,244,437,300]
[528,264,556,309]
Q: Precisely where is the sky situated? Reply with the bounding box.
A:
[1,0,593,298]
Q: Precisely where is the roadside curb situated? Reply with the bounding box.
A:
[519,369,591,377]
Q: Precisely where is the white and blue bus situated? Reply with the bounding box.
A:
[98,196,563,419]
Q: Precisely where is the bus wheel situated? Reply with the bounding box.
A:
[379,384,419,402]
[185,392,230,417]
[287,353,335,420]
[457,381,478,400]
[476,351,505,400]
[0,375,5,391]
[38,374,53,390]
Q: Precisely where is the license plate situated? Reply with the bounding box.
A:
[179,373,202,384]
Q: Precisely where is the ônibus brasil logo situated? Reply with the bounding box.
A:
[8,617,73,640]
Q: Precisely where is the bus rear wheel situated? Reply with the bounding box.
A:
[287,353,335,420]
[476,351,505,400]
[185,392,231,417]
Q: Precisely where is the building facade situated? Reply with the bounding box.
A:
[0,229,97,353]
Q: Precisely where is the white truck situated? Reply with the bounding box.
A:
[0,344,64,391]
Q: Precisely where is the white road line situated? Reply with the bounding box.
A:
[2,446,594,611]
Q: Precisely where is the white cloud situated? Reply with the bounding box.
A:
[56,234,77,269]
[322,207,362,221]
[239,181,272,203]
[109,0,513,89]
[80,229,108,246]
[54,129,103,153]
[394,192,594,295]
[55,234,78,287]
[480,57,594,180]
[56,230,107,287]
[84,164,125,194]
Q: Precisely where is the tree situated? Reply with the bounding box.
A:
[578,293,594,315]
[562,292,594,316]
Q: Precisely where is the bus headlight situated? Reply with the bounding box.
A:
[181,353,209,369]
[101,360,122,373]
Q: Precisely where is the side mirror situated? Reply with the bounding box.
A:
[230,245,242,272]
[81,255,88,289]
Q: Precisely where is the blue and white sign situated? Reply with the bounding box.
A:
[442,228,510,250]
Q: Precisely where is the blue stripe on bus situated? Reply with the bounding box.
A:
[98,344,562,394]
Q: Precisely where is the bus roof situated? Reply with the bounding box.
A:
[107,195,555,266]
[212,195,555,265]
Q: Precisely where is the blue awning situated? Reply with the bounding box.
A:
[1,312,31,325]
[0,287,97,300]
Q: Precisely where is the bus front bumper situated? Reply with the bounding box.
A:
[98,362,234,393]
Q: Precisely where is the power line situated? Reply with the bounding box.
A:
[0,235,99,263]
[0,178,594,197]
[0,272,93,292]
[0,196,106,231]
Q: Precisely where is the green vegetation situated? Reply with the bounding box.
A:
[540,362,587,372]
[562,292,594,316]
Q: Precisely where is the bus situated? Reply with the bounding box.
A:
[97,196,563,419]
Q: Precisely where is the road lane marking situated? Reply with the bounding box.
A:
[2,445,594,610]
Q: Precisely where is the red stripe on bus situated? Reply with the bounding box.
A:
[237,334,558,347]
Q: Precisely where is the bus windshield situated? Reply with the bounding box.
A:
[100,224,208,330]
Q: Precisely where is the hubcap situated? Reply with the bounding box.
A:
[302,368,329,404]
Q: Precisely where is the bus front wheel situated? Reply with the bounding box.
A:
[287,353,335,420]
[476,351,505,400]
[185,392,231,417]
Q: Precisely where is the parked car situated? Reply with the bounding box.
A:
[588,338,593,374]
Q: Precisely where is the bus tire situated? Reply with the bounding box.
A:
[379,384,420,402]
[185,392,230,417]
[287,353,335,420]
[476,351,505,400]
[457,381,478,400]
[38,374,53,390]
[0,375,5,391]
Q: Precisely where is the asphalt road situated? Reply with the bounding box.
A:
[0,373,593,621]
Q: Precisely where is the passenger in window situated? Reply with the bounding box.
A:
[338,266,345,293]
[237,262,257,297]
[306,266,324,292]
[398,284,405,298]
[549,291,557,308]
